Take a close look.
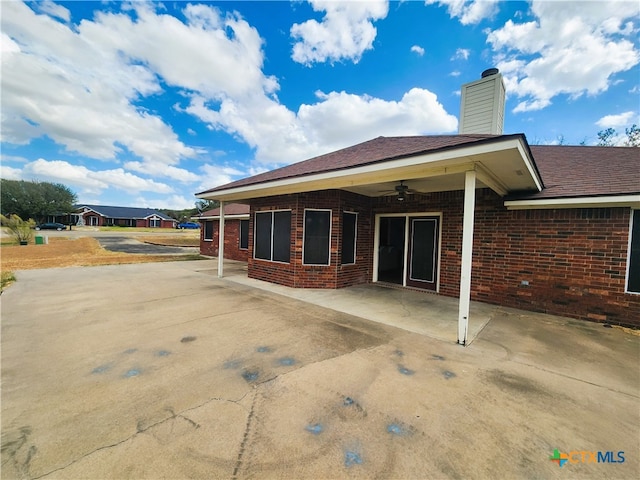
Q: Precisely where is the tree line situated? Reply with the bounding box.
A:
[0,179,218,224]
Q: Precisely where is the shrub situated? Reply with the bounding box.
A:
[1,214,36,244]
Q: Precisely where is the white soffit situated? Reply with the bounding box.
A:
[199,137,541,202]
[504,195,640,210]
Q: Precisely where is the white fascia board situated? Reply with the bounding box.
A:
[196,214,249,220]
[504,194,640,210]
[198,137,533,201]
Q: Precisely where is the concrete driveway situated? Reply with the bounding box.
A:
[1,260,638,479]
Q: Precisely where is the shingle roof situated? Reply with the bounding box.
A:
[198,135,638,200]
[509,145,640,200]
[198,134,511,194]
[199,203,250,218]
[77,204,174,220]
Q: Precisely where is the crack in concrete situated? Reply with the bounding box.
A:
[31,392,252,480]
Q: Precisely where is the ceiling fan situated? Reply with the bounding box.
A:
[380,180,418,201]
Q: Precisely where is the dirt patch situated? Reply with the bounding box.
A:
[137,234,199,247]
[1,237,203,271]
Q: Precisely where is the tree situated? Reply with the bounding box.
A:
[596,124,639,147]
[0,180,77,222]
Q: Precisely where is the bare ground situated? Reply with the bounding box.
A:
[1,236,202,271]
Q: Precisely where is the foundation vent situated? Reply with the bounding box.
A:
[459,68,505,135]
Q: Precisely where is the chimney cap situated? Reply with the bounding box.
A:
[481,68,499,78]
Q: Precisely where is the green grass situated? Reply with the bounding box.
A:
[1,270,16,292]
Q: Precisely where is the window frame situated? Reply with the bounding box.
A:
[203,220,214,241]
[303,209,332,266]
[341,211,358,265]
[626,209,640,294]
[239,219,249,250]
[253,210,291,264]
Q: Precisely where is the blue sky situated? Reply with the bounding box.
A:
[2,0,638,209]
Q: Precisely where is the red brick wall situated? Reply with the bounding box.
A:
[245,188,639,327]
[472,189,638,326]
[248,192,372,288]
[200,219,248,261]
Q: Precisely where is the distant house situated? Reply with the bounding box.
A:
[197,69,640,343]
[197,203,250,261]
[76,204,176,228]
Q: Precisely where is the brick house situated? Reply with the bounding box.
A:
[197,70,640,343]
[77,204,176,228]
[197,203,250,261]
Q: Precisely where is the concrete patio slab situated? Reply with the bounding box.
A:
[1,259,638,479]
[223,266,495,344]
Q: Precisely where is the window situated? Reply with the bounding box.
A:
[150,218,160,228]
[254,211,291,263]
[239,220,249,249]
[341,212,357,265]
[204,221,214,241]
[627,210,640,293]
[303,209,331,265]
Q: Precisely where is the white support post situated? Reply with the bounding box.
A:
[217,201,225,278]
[458,170,476,345]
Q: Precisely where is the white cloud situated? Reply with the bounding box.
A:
[1,1,198,168]
[291,0,389,65]
[486,1,640,112]
[197,164,247,192]
[19,158,173,196]
[452,48,470,60]
[0,165,22,180]
[411,45,425,56]
[426,0,499,25]
[596,111,638,128]
[37,0,70,22]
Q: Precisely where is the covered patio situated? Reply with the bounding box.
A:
[214,259,499,345]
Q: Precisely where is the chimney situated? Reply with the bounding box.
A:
[458,68,505,135]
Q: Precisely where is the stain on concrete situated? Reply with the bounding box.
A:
[241,369,260,383]
[442,370,456,380]
[305,423,323,435]
[344,450,363,467]
[123,348,138,354]
[91,364,112,374]
[394,349,404,357]
[398,365,415,376]
[277,357,296,366]
[224,359,242,370]
[343,396,355,406]
[486,369,547,396]
[155,350,171,357]
[387,423,405,435]
[1,426,37,478]
[123,368,141,378]
[256,346,272,353]
[180,336,196,343]
[432,354,445,361]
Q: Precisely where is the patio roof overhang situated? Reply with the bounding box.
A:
[197,136,542,202]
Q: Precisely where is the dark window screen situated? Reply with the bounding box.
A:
[254,212,272,260]
[628,210,640,293]
[304,210,331,265]
[273,211,291,263]
[341,212,357,265]
[204,221,214,241]
[239,220,249,249]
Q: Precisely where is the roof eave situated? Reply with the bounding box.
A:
[504,194,640,210]
[198,136,541,202]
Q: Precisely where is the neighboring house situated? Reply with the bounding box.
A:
[197,203,250,261]
[197,69,640,343]
[76,204,176,228]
